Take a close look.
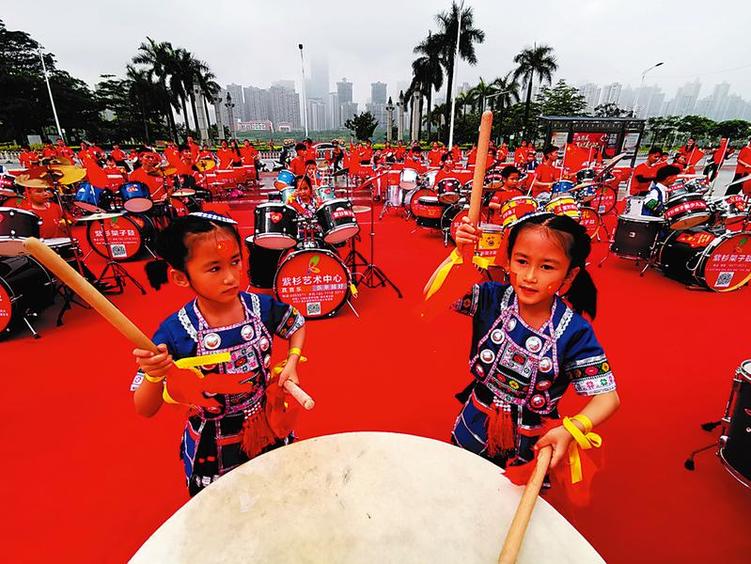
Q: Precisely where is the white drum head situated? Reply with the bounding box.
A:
[132,432,604,563]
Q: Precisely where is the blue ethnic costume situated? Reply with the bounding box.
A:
[131,291,304,496]
[451,283,616,467]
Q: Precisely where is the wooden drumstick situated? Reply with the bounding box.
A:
[468,111,494,226]
[498,446,553,564]
[22,237,315,408]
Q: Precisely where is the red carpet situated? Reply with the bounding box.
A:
[2,203,750,563]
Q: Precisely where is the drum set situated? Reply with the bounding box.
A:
[606,178,751,292]
[247,180,362,320]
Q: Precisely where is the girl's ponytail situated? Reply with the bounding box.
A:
[564,266,597,319]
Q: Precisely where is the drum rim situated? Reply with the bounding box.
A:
[0,206,40,218]
[256,202,297,211]
[718,448,751,489]
[322,223,360,244]
[273,247,350,318]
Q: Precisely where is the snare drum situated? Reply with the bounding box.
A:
[131,432,605,563]
[500,196,538,229]
[0,255,55,334]
[545,195,580,221]
[315,199,359,244]
[611,216,663,259]
[719,360,751,486]
[274,246,351,318]
[254,203,299,250]
[664,192,711,230]
[274,169,296,190]
[74,182,115,213]
[658,230,751,291]
[315,185,336,202]
[119,182,153,213]
[436,178,462,204]
[0,207,41,255]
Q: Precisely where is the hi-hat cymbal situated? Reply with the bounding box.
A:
[352,205,371,214]
[50,165,87,185]
[15,174,55,189]
[40,156,73,166]
[196,158,216,172]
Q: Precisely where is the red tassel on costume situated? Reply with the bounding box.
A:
[486,404,515,457]
[265,382,301,438]
[240,408,278,459]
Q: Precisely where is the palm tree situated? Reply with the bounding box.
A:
[412,32,444,140]
[467,77,495,113]
[195,66,220,130]
[513,43,558,137]
[454,90,470,117]
[172,48,197,135]
[490,72,520,138]
[132,37,180,140]
[433,2,485,142]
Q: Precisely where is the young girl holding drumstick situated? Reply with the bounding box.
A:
[450,212,620,472]
[131,213,306,496]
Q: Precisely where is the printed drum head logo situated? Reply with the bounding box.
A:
[270,212,282,224]
[307,254,321,274]
[735,236,749,253]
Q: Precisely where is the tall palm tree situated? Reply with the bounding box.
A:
[434,2,485,142]
[195,66,220,130]
[513,43,558,137]
[125,65,154,143]
[132,37,180,140]
[187,56,214,134]
[454,90,470,117]
[172,48,197,135]
[412,32,444,140]
[467,77,495,113]
[490,72,520,138]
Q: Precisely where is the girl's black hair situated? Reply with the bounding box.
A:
[506,213,597,319]
[144,215,241,291]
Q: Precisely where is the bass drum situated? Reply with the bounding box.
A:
[658,230,751,292]
[587,185,617,214]
[611,216,663,259]
[441,202,469,245]
[86,214,156,261]
[719,360,751,486]
[578,207,601,239]
[0,255,55,335]
[245,235,284,289]
[274,246,351,319]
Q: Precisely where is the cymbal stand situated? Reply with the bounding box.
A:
[355,180,402,298]
[94,218,146,295]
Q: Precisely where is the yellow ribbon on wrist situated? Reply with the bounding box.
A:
[144,373,165,384]
[562,414,602,484]
[273,354,307,376]
[288,347,303,358]
[162,385,178,404]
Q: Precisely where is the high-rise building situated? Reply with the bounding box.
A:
[577,83,602,113]
[646,88,665,118]
[366,103,387,130]
[307,98,327,131]
[225,83,244,119]
[310,56,330,101]
[269,85,301,129]
[708,82,730,120]
[340,102,358,124]
[371,82,387,104]
[337,78,353,104]
[272,80,296,91]
[327,92,340,129]
[601,82,622,105]
[243,86,270,121]
[672,79,701,116]
[619,86,636,112]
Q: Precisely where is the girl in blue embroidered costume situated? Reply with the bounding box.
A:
[451,213,620,471]
[131,213,306,496]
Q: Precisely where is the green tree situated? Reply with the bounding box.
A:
[538,79,586,117]
[712,119,751,141]
[132,37,180,140]
[412,31,444,140]
[490,72,520,142]
[512,43,558,137]
[467,77,496,113]
[677,115,716,140]
[433,1,485,142]
[344,112,378,141]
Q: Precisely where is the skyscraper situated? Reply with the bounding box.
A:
[226,83,245,119]
[577,83,602,113]
[327,92,340,129]
[672,79,701,116]
[337,78,353,104]
[340,102,358,125]
[243,86,270,121]
[601,82,622,106]
[269,85,301,129]
[307,99,327,131]
[371,82,387,104]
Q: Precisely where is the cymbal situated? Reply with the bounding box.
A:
[15,174,55,189]
[50,165,87,185]
[76,212,125,222]
[196,158,216,172]
[352,205,371,214]
[40,156,73,166]
[0,188,17,197]
[574,181,598,190]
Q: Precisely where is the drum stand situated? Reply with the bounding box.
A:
[94,218,146,295]
[354,184,402,298]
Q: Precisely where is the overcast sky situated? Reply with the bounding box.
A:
[5,0,751,105]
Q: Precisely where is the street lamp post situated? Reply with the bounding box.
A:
[225,92,236,139]
[634,62,664,118]
[397,91,405,142]
[298,44,309,138]
[38,49,64,141]
[447,0,465,150]
[385,97,395,143]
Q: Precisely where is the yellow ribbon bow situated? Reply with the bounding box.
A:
[562,414,603,484]
[424,248,490,301]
